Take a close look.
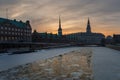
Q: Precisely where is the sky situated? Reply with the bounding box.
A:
[0,0,120,36]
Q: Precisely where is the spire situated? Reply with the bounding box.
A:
[58,15,62,37]
[88,18,90,25]
[59,15,61,29]
[86,18,91,33]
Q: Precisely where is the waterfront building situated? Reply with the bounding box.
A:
[0,18,32,43]
[65,18,105,45]
[106,36,113,44]
[32,17,105,45]
[113,34,120,44]
[32,16,68,43]
[32,30,59,42]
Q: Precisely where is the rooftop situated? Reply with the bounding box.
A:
[0,18,27,28]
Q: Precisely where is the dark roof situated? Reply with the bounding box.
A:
[66,32,105,37]
[0,18,27,28]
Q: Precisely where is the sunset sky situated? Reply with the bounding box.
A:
[0,0,120,36]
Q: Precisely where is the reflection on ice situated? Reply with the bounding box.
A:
[0,48,93,80]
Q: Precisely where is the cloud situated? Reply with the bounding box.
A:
[0,0,120,36]
[0,0,20,5]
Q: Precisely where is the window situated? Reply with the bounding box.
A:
[8,32,10,34]
[5,32,7,34]
[12,37,14,40]
[18,29,20,31]
[12,28,14,31]
[5,37,7,41]
[1,37,3,41]
[8,37,11,40]
[1,27,3,29]
[5,27,7,30]
[9,28,11,30]
[1,31,3,34]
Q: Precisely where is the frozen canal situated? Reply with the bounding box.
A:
[0,47,120,80]
[92,47,120,80]
[0,48,93,80]
[0,47,80,71]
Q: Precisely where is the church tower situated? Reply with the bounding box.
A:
[86,18,91,33]
[58,16,62,37]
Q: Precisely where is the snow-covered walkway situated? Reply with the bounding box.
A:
[92,47,120,80]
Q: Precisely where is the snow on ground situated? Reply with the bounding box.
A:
[92,47,120,80]
[0,49,93,80]
[0,47,80,71]
[0,47,120,80]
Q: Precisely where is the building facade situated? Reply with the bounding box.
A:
[32,30,58,42]
[0,18,32,43]
[113,34,120,44]
[65,18,105,45]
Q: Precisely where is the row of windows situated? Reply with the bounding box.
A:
[0,31,31,36]
[0,36,31,41]
[0,26,31,33]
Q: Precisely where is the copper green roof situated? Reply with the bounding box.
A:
[0,18,26,28]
